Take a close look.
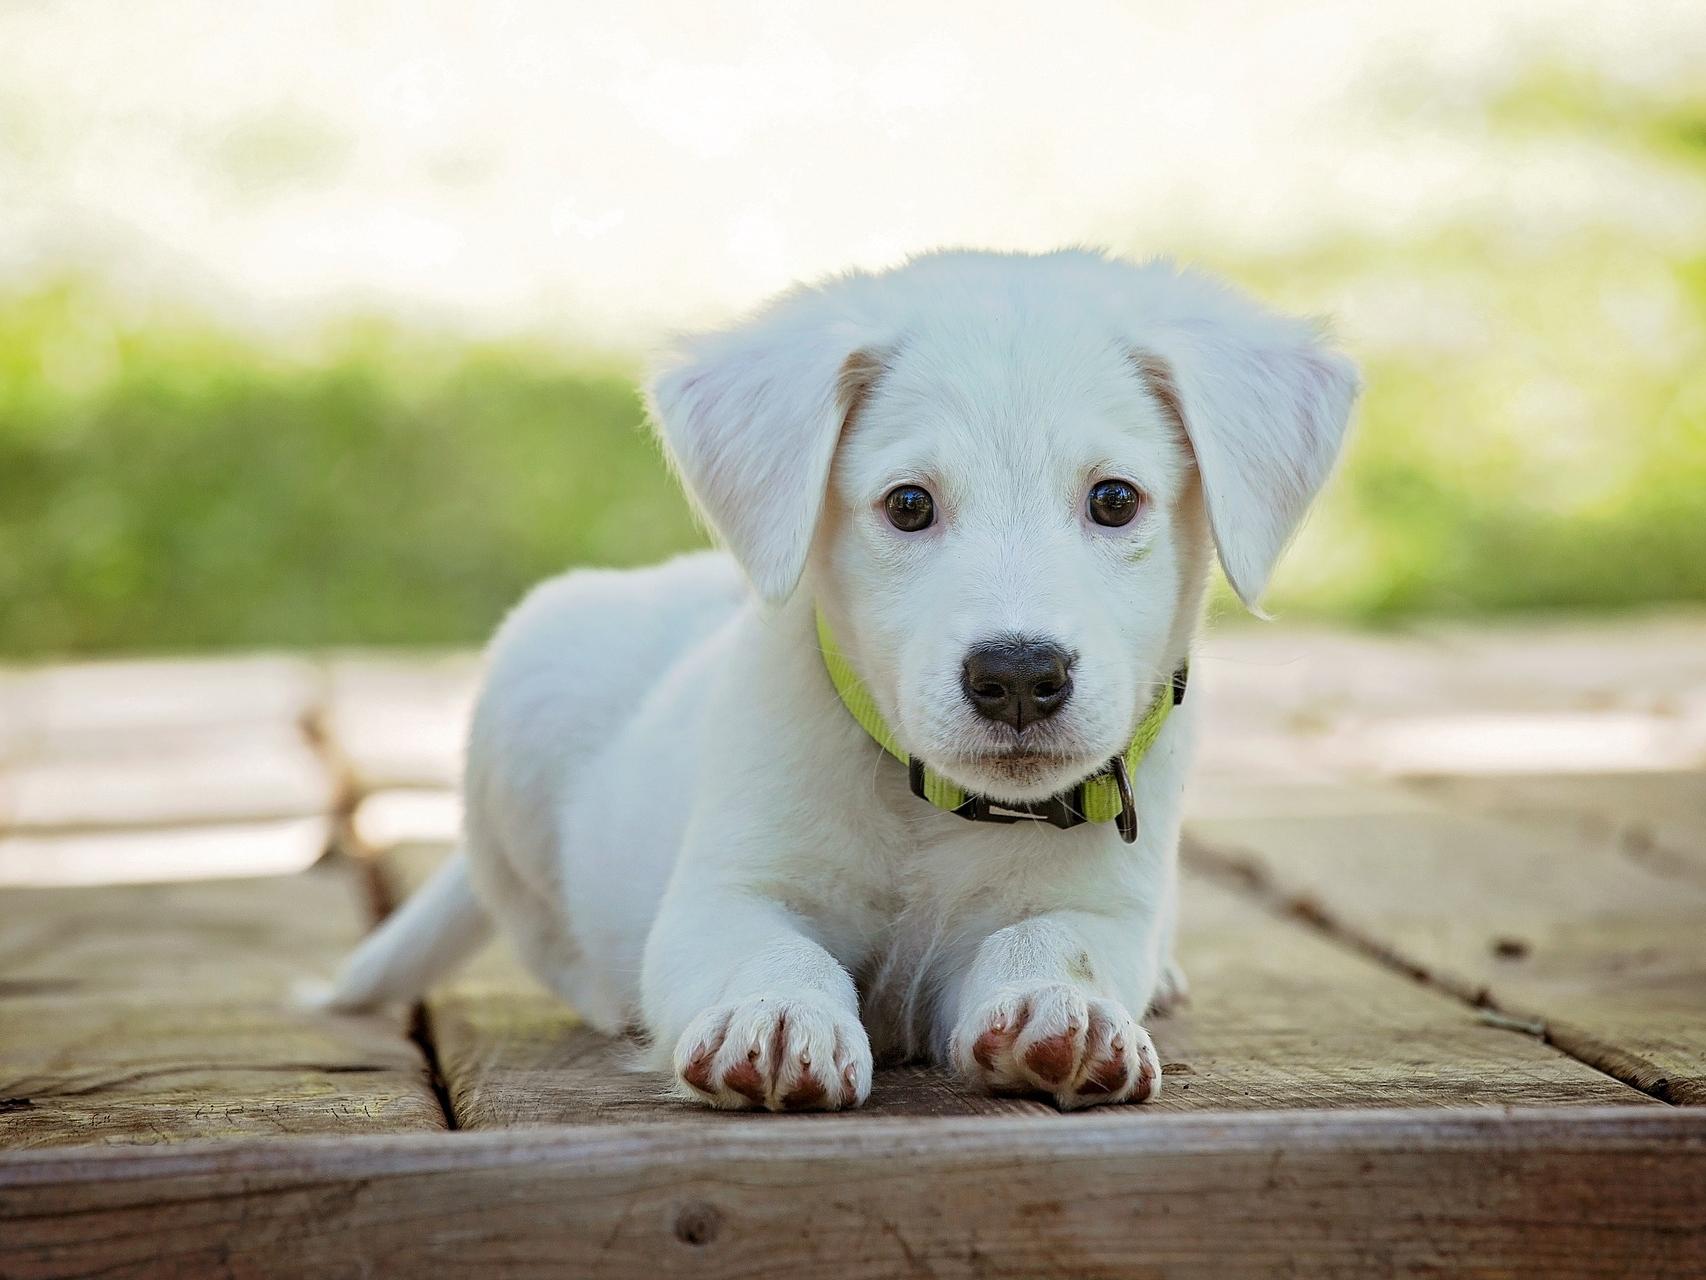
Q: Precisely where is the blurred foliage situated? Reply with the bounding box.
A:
[0,292,702,653]
[1,64,1703,655]
[1246,229,1706,621]
[1238,62,1706,622]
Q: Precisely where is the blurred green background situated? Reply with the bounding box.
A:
[3,10,1703,656]
[0,312,701,651]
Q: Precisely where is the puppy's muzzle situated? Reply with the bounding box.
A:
[961,638,1075,732]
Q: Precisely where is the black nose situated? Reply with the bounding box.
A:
[961,638,1075,731]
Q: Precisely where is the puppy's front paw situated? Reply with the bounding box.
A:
[673,993,873,1111]
[951,983,1160,1109]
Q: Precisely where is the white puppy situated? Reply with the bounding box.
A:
[326,249,1357,1111]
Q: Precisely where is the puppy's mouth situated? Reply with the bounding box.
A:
[960,747,1079,770]
[898,685,1125,803]
[932,744,1102,803]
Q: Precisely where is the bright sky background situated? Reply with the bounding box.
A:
[3,0,1703,344]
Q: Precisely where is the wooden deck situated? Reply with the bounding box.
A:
[3,617,1705,1277]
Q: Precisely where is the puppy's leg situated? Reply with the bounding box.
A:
[939,912,1162,1110]
[1149,874,1189,1016]
[463,832,587,1010]
[645,890,872,1112]
[1150,959,1191,1017]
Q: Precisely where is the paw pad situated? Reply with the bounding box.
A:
[672,995,873,1112]
[954,986,1161,1109]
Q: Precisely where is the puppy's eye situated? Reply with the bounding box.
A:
[883,485,935,532]
[1088,479,1144,527]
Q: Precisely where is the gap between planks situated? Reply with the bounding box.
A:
[300,682,464,1134]
[359,841,462,1133]
[296,696,364,863]
[1181,829,1687,1107]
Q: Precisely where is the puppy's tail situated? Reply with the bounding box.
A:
[317,850,492,1011]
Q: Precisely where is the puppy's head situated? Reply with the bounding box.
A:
[648,250,1358,804]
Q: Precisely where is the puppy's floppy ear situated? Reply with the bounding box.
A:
[646,287,887,603]
[1127,266,1360,610]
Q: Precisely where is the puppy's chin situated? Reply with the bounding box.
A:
[930,749,1101,806]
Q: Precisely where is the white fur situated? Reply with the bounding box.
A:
[326,249,1357,1111]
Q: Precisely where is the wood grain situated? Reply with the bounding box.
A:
[3,1108,1702,1279]
[1413,613,1706,711]
[0,816,332,887]
[1187,775,1706,1103]
[1405,771,1706,885]
[1188,615,1706,782]
[0,724,332,833]
[1152,855,1649,1112]
[0,861,446,1147]
[381,839,1643,1129]
[0,655,322,762]
[320,654,479,791]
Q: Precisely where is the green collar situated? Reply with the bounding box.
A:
[815,609,1186,843]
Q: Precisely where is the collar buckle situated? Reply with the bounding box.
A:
[910,756,1088,831]
[959,788,1089,831]
[910,755,1137,841]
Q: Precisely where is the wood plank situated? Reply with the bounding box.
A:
[1187,776,1706,1103]
[3,1109,1703,1279]
[1314,709,1703,777]
[0,655,322,762]
[320,653,478,792]
[1190,614,1706,782]
[1184,777,1433,823]
[0,655,335,843]
[351,787,462,849]
[1200,613,1706,727]
[0,724,333,833]
[0,861,447,1147]
[1415,612,1706,712]
[0,817,330,887]
[1405,771,1706,885]
[1152,856,1648,1112]
[380,839,1643,1128]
